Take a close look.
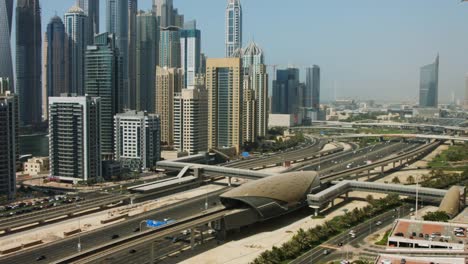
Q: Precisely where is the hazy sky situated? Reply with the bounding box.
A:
[28,0,468,103]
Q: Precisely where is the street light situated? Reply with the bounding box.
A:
[76,204,82,252]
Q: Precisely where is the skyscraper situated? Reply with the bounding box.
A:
[174,88,208,155]
[64,5,89,95]
[305,66,320,110]
[180,20,201,89]
[419,54,439,108]
[0,0,14,90]
[128,0,137,109]
[225,0,242,57]
[16,0,42,126]
[114,111,161,171]
[43,15,68,120]
[272,68,300,115]
[152,0,183,28]
[49,95,101,182]
[159,26,181,68]
[76,0,99,42]
[106,0,129,108]
[0,79,18,200]
[85,33,122,160]
[206,58,242,153]
[136,11,157,113]
[242,42,268,138]
[155,66,183,145]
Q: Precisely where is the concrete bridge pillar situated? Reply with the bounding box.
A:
[190,228,195,249]
[228,177,232,187]
[314,208,319,217]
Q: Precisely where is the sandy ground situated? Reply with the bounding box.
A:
[179,192,378,264]
[0,184,225,254]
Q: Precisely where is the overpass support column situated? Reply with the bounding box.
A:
[190,228,195,249]
[381,166,385,174]
[149,241,155,264]
[393,162,396,168]
[228,177,232,187]
[314,208,319,217]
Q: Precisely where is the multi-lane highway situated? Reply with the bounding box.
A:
[0,189,228,264]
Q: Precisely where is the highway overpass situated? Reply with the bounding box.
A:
[294,121,468,133]
[329,133,468,142]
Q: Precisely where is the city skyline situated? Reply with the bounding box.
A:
[7,0,467,103]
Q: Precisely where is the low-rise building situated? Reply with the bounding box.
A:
[387,219,468,252]
[375,254,466,264]
[268,114,295,128]
[114,111,161,172]
[23,157,49,176]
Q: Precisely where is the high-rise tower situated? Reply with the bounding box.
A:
[180,21,201,89]
[0,79,18,200]
[225,0,242,57]
[159,26,181,68]
[136,11,158,113]
[43,16,68,120]
[106,0,129,108]
[305,65,320,110]
[16,0,42,126]
[0,0,14,90]
[64,5,89,96]
[206,58,243,153]
[419,54,439,108]
[76,0,99,42]
[85,33,122,160]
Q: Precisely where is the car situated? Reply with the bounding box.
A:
[395,232,404,237]
[323,249,329,255]
[412,232,417,237]
[36,255,46,261]
[376,221,382,226]
[418,233,424,238]
[111,234,119,239]
[455,233,465,237]
[129,249,137,254]
[338,242,343,247]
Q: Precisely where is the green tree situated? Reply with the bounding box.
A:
[391,176,401,184]
[407,175,415,185]
[423,211,450,222]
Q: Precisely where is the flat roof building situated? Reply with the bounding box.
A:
[49,95,101,182]
[114,110,161,172]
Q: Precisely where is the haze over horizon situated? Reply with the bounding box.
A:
[11,0,468,103]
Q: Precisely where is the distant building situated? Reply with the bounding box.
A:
[206,58,242,153]
[268,114,295,128]
[76,0,99,43]
[16,0,42,126]
[114,111,161,172]
[49,95,101,182]
[180,20,201,89]
[174,88,208,155]
[155,66,183,145]
[225,0,242,57]
[242,42,269,140]
[0,0,14,91]
[23,157,49,176]
[465,74,468,111]
[128,0,138,110]
[152,0,184,28]
[0,79,18,200]
[43,15,68,120]
[159,26,181,68]
[64,5,89,96]
[272,68,300,115]
[419,54,439,108]
[106,0,130,108]
[136,11,158,113]
[305,65,320,110]
[85,33,122,160]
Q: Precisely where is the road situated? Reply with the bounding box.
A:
[291,206,411,264]
[0,189,227,264]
